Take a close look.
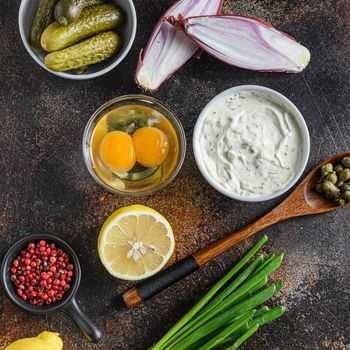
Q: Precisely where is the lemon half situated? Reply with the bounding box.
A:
[98,205,175,280]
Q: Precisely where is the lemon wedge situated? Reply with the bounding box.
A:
[98,205,175,280]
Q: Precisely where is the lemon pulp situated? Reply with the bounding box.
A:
[98,205,175,280]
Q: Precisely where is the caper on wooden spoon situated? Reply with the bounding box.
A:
[315,156,350,205]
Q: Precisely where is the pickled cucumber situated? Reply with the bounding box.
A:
[29,0,58,49]
[107,110,148,134]
[115,166,158,181]
[55,0,103,25]
[45,31,121,71]
[41,4,123,52]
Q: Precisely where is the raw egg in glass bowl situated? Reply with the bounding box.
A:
[133,127,170,168]
[99,130,136,172]
[82,95,186,196]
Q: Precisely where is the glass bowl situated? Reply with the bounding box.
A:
[82,95,186,196]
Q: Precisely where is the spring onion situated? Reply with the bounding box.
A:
[150,236,285,350]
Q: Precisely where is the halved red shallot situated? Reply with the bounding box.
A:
[168,15,310,73]
[135,0,224,92]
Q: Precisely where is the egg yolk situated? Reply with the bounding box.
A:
[99,131,136,172]
[132,127,169,168]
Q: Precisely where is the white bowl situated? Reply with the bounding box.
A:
[18,0,137,80]
[193,85,310,202]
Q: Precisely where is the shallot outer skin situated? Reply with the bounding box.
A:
[135,0,224,92]
[168,15,311,73]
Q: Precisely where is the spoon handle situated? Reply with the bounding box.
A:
[194,202,292,265]
[123,202,291,308]
[123,152,350,308]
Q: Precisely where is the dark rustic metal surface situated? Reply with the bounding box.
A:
[1,0,350,349]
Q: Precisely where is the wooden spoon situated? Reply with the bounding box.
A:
[123,152,350,307]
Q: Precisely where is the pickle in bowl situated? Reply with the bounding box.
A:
[18,0,136,79]
[45,31,121,71]
[54,0,104,25]
[29,0,58,49]
[41,3,124,52]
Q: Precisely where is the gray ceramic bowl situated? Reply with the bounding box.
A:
[19,0,137,79]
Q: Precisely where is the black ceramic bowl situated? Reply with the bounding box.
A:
[1,234,102,343]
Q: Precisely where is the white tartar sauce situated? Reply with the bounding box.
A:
[199,90,303,197]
